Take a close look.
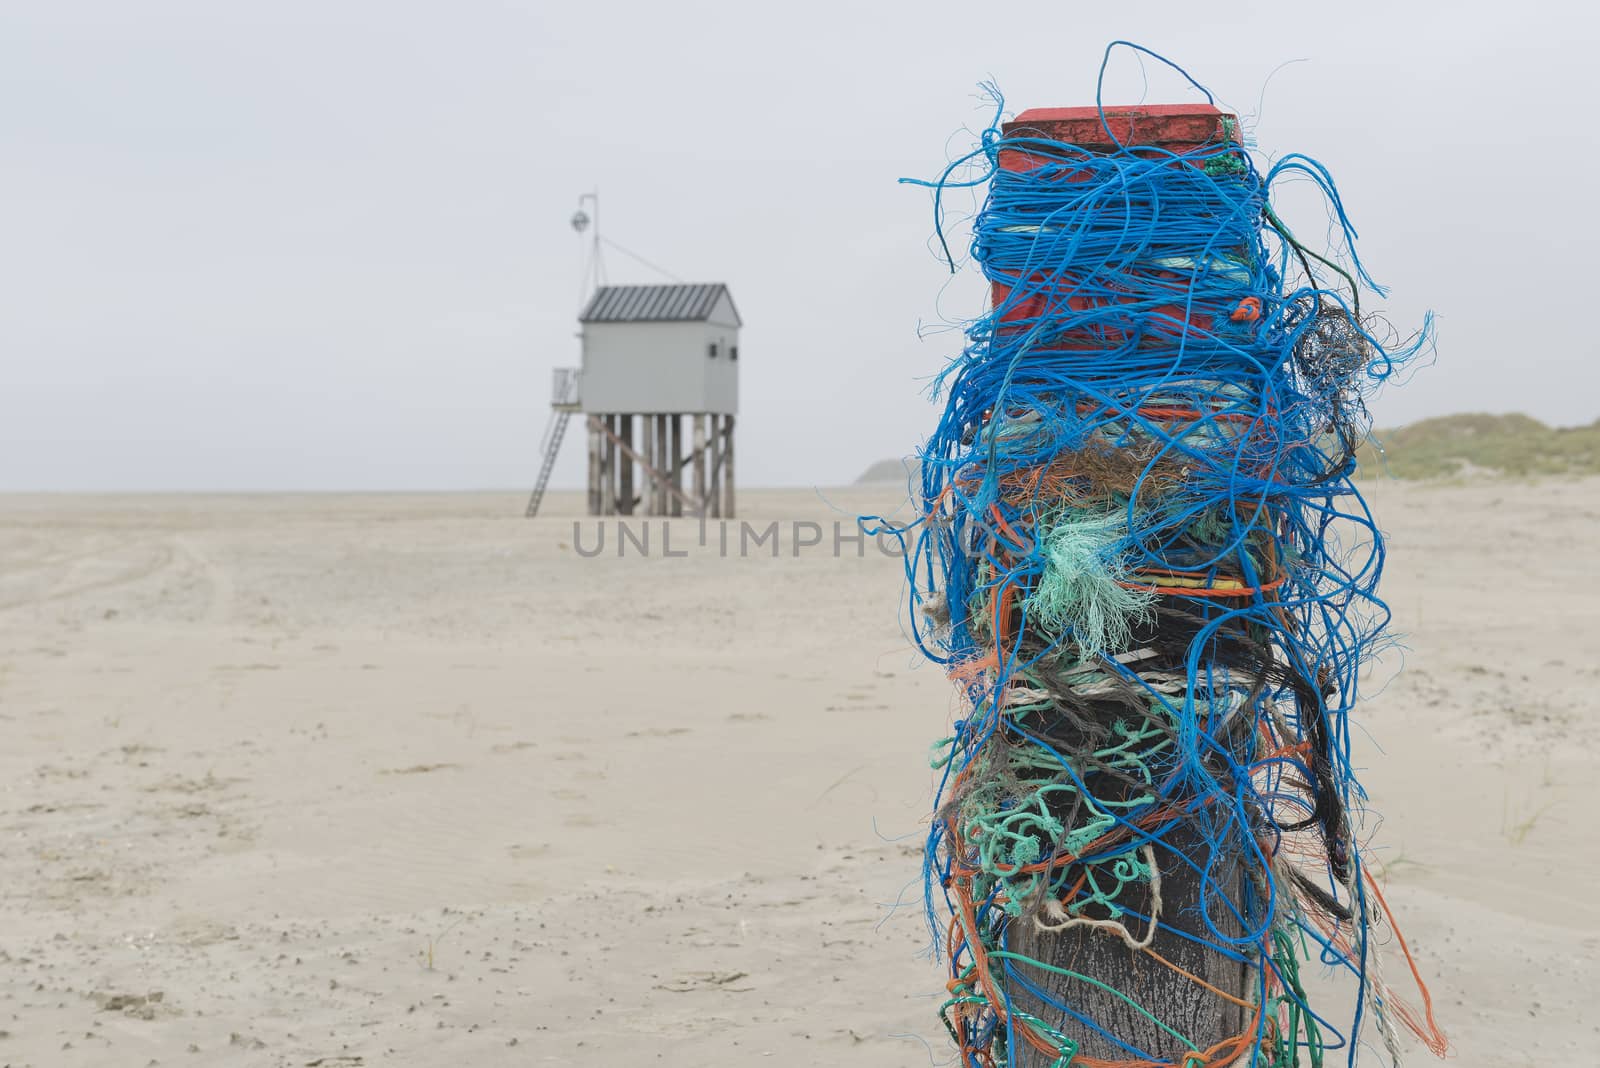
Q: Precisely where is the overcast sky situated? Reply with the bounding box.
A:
[3,1,1595,491]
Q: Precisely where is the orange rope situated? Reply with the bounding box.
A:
[1361,869,1450,1057]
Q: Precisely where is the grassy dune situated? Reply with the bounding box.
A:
[1357,413,1600,479]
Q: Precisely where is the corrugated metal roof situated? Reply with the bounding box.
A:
[579,283,739,325]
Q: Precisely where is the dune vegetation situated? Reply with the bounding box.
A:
[1356,413,1600,479]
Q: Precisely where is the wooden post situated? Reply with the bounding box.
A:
[658,414,670,516]
[602,414,616,515]
[707,414,722,519]
[645,414,656,517]
[722,414,735,519]
[1010,835,1246,1064]
[590,416,601,516]
[646,414,659,516]
[586,418,601,516]
[618,414,634,516]
[669,415,684,518]
[992,104,1250,1067]
[693,415,707,516]
[640,414,650,516]
[648,414,660,516]
[655,415,669,516]
[639,414,650,516]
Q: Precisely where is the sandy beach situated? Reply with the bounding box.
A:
[1,479,1596,1067]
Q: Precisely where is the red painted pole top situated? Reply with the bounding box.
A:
[1001,103,1233,151]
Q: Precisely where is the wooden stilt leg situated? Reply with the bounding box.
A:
[707,414,722,519]
[670,415,683,518]
[693,415,707,516]
[602,415,616,515]
[655,415,668,516]
[586,418,600,516]
[619,414,634,516]
[722,414,735,520]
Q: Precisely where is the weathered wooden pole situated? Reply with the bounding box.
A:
[906,62,1445,1065]
[618,413,634,516]
[637,415,648,515]
[722,414,736,519]
[643,414,654,515]
[670,414,684,517]
[707,414,722,519]
[602,414,617,515]
[656,414,669,515]
[586,419,602,515]
[644,414,656,515]
[657,414,669,515]
[693,415,708,515]
[993,104,1251,1066]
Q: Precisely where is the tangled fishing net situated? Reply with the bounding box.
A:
[873,43,1449,1068]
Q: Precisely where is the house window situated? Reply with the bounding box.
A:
[730,345,739,361]
[707,342,718,359]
